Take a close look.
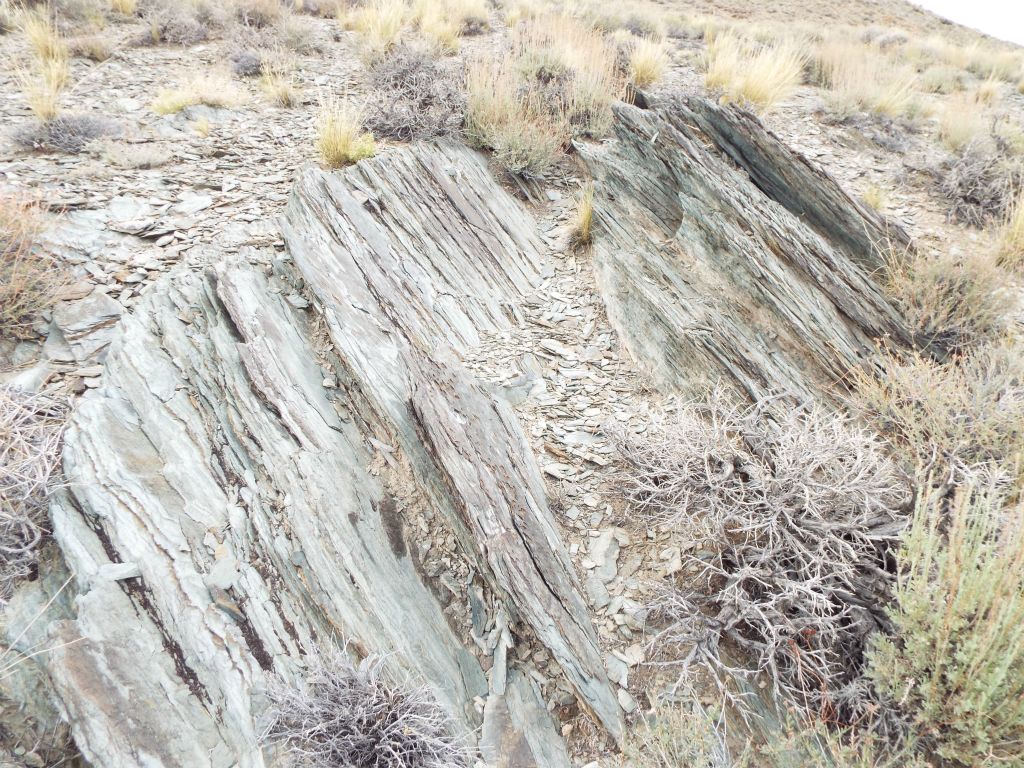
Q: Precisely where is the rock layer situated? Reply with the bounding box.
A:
[578,98,911,401]
[10,143,619,767]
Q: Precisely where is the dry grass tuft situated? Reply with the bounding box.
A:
[262,645,468,768]
[617,391,908,719]
[862,184,887,211]
[17,57,70,121]
[70,34,113,61]
[882,244,1012,355]
[629,37,668,88]
[19,6,68,64]
[972,74,1001,105]
[346,0,407,61]
[151,72,248,114]
[260,49,299,107]
[704,33,804,114]
[965,44,1022,83]
[316,96,376,167]
[870,481,1024,766]
[811,38,916,117]
[234,0,282,28]
[569,182,594,248]
[0,387,68,606]
[1,193,65,337]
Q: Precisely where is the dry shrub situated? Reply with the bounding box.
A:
[0,387,68,606]
[139,0,223,46]
[881,244,1012,355]
[852,338,1024,476]
[998,189,1024,270]
[629,36,668,88]
[16,113,121,154]
[365,43,464,141]
[811,38,916,118]
[412,0,488,51]
[70,33,112,60]
[704,32,804,114]
[316,96,376,168]
[755,718,926,768]
[869,481,1024,766]
[231,49,264,77]
[617,392,908,720]
[262,645,468,768]
[917,64,964,94]
[151,72,249,114]
[939,138,1023,226]
[1,193,64,337]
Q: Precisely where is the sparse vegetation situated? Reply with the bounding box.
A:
[345,0,407,61]
[939,139,1023,226]
[938,94,986,151]
[316,96,376,167]
[629,37,668,88]
[870,481,1024,766]
[1,193,64,337]
[17,56,69,121]
[466,13,622,176]
[16,113,122,153]
[110,0,137,15]
[262,645,468,768]
[617,392,908,719]
[620,703,732,768]
[862,184,887,211]
[70,34,113,61]
[704,32,805,113]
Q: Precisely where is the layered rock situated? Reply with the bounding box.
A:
[578,97,911,401]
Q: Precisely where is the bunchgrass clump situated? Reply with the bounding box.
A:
[869,481,1024,766]
[569,182,594,248]
[345,0,407,61]
[19,6,67,64]
[938,94,986,152]
[704,32,805,114]
[629,37,669,89]
[262,645,468,768]
[811,38,917,118]
[315,96,376,167]
[617,391,908,720]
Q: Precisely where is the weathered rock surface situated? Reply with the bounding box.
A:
[8,143,620,767]
[578,98,912,401]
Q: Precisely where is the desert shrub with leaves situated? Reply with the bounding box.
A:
[881,244,1012,355]
[617,392,909,720]
[852,338,1024,478]
[0,387,67,606]
[620,703,732,768]
[365,43,464,141]
[869,481,1024,766]
[703,32,805,114]
[262,645,468,768]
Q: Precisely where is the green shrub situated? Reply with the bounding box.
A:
[869,482,1024,765]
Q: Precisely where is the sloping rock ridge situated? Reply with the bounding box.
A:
[4,98,916,766]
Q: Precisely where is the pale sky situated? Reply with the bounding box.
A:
[911,0,1024,46]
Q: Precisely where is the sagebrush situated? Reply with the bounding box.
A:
[616,392,908,720]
